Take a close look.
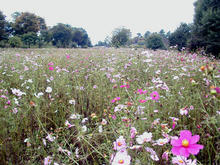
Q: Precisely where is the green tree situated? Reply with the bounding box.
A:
[144,31,151,39]
[146,33,165,50]
[50,23,72,48]
[189,0,220,57]
[8,36,22,47]
[111,27,131,47]
[21,32,38,48]
[169,23,191,50]
[14,12,46,35]
[0,11,8,41]
[72,28,92,47]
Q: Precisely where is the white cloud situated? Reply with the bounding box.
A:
[1,0,197,44]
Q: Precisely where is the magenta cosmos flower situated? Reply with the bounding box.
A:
[171,130,204,158]
[150,91,160,101]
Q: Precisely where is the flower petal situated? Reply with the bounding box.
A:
[179,147,190,158]
[180,130,192,139]
[187,144,204,155]
[190,135,200,144]
[171,146,181,155]
[171,139,182,147]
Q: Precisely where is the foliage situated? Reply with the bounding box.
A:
[146,33,166,50]
[14,12,46,35]
[189,0,220,57]
[169,23,192,51]
[0,11,8,41]
[50,23,73,48]
[50,24,91,48]
[144,31,151,39]
[21,32,38,48]
[8,36,22,47]
[72,28,92,48]
[111,27,131,47]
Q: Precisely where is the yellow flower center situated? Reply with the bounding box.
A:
[117,142,122,146]
[178,160,184,163]
[182,139,189,147]
[118,159,124,164]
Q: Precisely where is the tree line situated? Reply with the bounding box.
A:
[0,0,219,57]
[0,11,92,48]
[96,0,220,58]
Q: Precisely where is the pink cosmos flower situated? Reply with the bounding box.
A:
[120,84,130,88]
[112,97,120,103]
[66,55,70,59]
[48,62,54,66]
[150,91,160,101]
[171,130,204,158]
[139,99,146,103]
[215,87,220,94]
[137,88,147,94]
[49,67,54,71]
[130,127,137,139]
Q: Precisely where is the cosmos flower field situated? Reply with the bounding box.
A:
[0,48,219,165]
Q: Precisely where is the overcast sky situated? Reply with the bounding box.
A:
[1,0,197,44]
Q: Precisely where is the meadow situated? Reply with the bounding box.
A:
[0,48,219,165]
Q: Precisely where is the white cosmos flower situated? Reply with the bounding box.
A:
[46,134,55,142]
[136,132,152,144]
[45,87,52,93]
[111,151,131,165]
[82,125,87,132]
[11,88,26,96]
[69,99,75,105]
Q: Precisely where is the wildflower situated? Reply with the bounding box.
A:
[49,67,54,71]
[171,130,204,158]
[150,91,160,101]
[30,101,36,107]
[162,150,169,161]
[136,132,152,144]
[12,108,18,114]
[145,147,159,161]
[112,97,120,103]
[69,99,75,105]
[129,145,142,150]
[42,138,46,146]
[137,88,147,94]
[48,62,54,66]
[34,92,44,98]
[46,134,56,142]
[113,136,127,152]
[91,113,97,119]
[154,138,169,146]
[98,125,103,133]
[139,99,146,103]
[66,55,70,59]
[130,127,137,139]
[101,119,107,125]
[45,87,52,93]
[111,151,131,165]
[180,107,188,115]
[11,88,26,96]
[81,125,87,132]
[70,113,80,119]
[65,120,74,128]
[44,156,52,165]
[81,118,88,124]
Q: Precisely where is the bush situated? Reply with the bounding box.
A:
[8,36,22,48]
[146,33,165,50]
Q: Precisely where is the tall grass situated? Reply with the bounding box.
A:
[0,48,219,164]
